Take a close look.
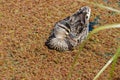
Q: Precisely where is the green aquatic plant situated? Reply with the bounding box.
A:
[67,24,120,80]
[93,46,120,80]
[66,1,120,80]
[78,0,120,14]
[109,46,120,80]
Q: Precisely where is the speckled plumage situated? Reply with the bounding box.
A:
[45,6,91,51]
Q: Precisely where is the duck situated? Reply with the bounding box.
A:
[45,6,91,51]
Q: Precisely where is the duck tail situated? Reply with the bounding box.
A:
[45,38,69,51]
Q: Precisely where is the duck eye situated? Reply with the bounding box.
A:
[85,13,90,20]
[86,15,88,19]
